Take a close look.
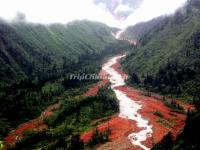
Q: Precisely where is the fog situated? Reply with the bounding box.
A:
[0,0,187,28]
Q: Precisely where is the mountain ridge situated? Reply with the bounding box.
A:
[0,20,116,86]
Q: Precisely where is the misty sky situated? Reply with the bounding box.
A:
[0,0,187,28]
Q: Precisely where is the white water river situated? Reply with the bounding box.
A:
[102,55,153,150]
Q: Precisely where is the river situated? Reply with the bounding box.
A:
[102,55,153,150]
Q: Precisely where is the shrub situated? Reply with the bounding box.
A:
[154,110,164,118]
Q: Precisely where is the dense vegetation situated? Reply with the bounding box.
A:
[45,86,119,128]
[121,0,200,149]
[87,128,111,148]
[121,16,165,40]
[152,106,200,150]
[9,87,118,149]
[1,0,200,149]
[123,0,200,97]
[0,19,131,139]
[0,20,115,86]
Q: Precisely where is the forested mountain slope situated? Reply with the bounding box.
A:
[0,20,131,139]
[0,20,115,86]
[121,16,164,40]
[123,0,200,76]
[121,0,200,149]
[122,0,200,95]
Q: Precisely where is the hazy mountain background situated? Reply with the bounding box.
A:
[0,0,187,28]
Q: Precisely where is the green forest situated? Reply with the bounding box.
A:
[10,87,118,150]
[122,0,200,149]
[0,19,130,141]
[1,0,200,149]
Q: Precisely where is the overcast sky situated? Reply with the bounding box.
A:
[0,0,187,28]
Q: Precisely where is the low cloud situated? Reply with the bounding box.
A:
[93,0,142,21]
[124,0,187,26]
[0,0,187,28]
[15,12,26,21]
